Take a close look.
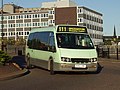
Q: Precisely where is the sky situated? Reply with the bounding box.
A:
[1,0,120,36]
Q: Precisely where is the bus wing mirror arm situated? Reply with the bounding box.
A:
[51,46,56,53]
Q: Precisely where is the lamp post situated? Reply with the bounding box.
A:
[117,36,119,60]
[1,0,4,51]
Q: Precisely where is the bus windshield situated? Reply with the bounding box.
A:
[56,33,94,49]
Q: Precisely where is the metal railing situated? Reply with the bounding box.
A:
[97,45,120,60]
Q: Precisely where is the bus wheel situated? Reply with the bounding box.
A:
[49,59,54,75]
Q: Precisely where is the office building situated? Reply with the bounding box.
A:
[0,0,103,45]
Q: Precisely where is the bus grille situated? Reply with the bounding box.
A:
[71,58,90,63]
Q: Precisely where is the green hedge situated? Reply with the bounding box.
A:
[0,50,11,65]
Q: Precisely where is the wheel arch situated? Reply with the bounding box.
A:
[48,56,54,70]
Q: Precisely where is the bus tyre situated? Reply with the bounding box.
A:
[50,59,54,75]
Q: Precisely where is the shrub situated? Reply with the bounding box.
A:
[0,50,11,65]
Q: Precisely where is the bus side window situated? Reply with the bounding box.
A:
[27,33,34,49]
[49,32,56,52]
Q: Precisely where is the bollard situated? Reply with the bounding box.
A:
[107,48,110,59]
[117,47,119,60]
[102,48,104,58]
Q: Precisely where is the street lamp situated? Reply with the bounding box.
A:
[1,0,4,51]
[117,36,119,60]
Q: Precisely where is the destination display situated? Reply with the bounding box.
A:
[57,26,87,33]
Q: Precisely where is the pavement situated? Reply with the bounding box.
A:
[98,57,120,62]
[0,54,119,81]
[0,55,29,81]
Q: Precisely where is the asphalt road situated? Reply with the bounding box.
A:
[0,58,120,90]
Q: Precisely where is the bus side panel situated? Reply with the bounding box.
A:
[29,50,60,70]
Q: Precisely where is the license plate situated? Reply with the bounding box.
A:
[75,64,86,68]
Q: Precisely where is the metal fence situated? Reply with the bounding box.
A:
[2,44,120,60]
[97,45,120,60]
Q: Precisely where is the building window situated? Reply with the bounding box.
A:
[33,14,38,18]
[80,18,82,22]
[8,16,12,20]
[24,15,30,18]
[3,16,7,20]
[49,11,54,14]
[25,31,30,35]
[27,32,29,35]
[78,9,82,13]
[16,16,18,19]
[41,13,48,18]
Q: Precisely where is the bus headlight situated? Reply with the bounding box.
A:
[90,58,97,62]
[61,57,71,62]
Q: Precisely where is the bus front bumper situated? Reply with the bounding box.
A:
[54,63,98,72]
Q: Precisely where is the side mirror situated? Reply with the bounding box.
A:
[51,46,56,53]
[48,46,56,52]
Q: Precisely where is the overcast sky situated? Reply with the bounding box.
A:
[1,0,120,36]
